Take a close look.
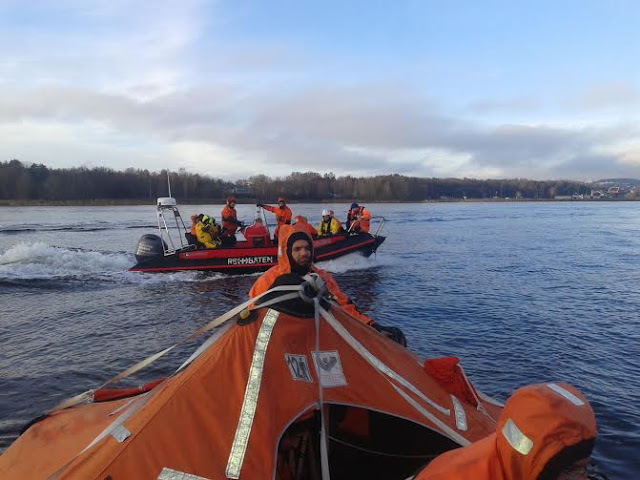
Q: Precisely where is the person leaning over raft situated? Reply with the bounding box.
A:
[257,197,292,241]
[249,223,375,326]
[317,209,342,236]
[413,382,602,480]
[195,215,221,249]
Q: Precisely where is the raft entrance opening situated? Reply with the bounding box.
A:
[276,405,460,480]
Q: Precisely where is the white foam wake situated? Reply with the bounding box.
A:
[317,252,383,273]
[0,242,133,281]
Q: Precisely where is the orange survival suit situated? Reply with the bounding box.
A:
[221,196,240,235]
[249,223,373,325]
[259,197,292,239]
[294,215,318,238]
[414,382,597,480]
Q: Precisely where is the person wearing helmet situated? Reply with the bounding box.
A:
[317,209,341,236]
[257,197,292,241]
[221,196,241,246]
[413,382,600,480]
[294,215,318,238]
[195,215,221,249]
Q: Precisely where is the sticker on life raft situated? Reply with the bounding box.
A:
[285,354,313,382]
[312,351,347,387]
[157,467,212,480]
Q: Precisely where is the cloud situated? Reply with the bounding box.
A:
[1,1,639,181]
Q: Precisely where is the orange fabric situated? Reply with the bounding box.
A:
[262,204,292,237]
[1,301,499,480]
[248,224,373,325]
[353,207,371,233]
[414,383,597,480]
[424,357,478,407]
[221,204,239,234]
[294,215,318,237]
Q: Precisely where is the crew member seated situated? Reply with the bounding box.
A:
[347,203,371,233]
[185,214,199,245]
[294,215,318,238]
[195,215,221,249]
[317,209,342,236]
[243,218,271,247]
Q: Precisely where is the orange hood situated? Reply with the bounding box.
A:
[276,223,314,275]
[496,382,596,479]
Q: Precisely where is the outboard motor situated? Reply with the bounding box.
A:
[135,234,168,263]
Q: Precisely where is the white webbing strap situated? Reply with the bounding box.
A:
[314,296,331,480]
[48,285,304,413]
[318,302,474,446]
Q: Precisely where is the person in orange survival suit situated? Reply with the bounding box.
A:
[220,196,242,246]
[257,197,292,241]
[249,223,375,326]
[413,382,599,480]
[348,203,372,233]
[294,215,318,238]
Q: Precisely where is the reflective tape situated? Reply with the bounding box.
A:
[157,467,211,480]
[451,395,468,431]
[547,383,585,406]
[110,425,131,443]
[226,309,280,479]
[502,418,534,455]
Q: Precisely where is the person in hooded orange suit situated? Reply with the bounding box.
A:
[249,223,373,326]
[413,382,598,480]
[257,197,292,241]
[221,196,241,236]
[294,215,318,238]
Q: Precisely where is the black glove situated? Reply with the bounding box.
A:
[372,323,407,347]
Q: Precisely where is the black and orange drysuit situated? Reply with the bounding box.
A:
[221,197,240,235]
[259,198,292,239]
[414,382,597,480]
[249,223,372,325]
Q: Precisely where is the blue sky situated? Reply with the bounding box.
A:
[0,0,638,181]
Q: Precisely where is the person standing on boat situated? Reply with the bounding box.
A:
[294,215,318,238]
[221,196,240,246]
[195,215,221,249]
[257,197,292,241]
[413,382,599,480]
[249,223,373,326]
[317,209,342,236]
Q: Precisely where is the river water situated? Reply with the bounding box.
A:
[1,201,638,478]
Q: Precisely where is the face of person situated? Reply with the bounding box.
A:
[279,201,285,207]
[291,239,311,268]
[557,459,590,480]
[323,215,330,221]
[229,201,235,207]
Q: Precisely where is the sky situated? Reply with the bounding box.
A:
[0,0,638,181]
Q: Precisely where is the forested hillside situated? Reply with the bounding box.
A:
[1,160,593,203]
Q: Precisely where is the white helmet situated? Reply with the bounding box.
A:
[322,209,330,216]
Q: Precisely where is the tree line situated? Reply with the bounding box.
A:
[1,159,594,203]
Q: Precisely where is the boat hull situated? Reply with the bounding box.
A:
[130,233,385,273]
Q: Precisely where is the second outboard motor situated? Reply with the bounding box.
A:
[135,234,167,263]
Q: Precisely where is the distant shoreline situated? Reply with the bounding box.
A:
[1,197,637,207]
